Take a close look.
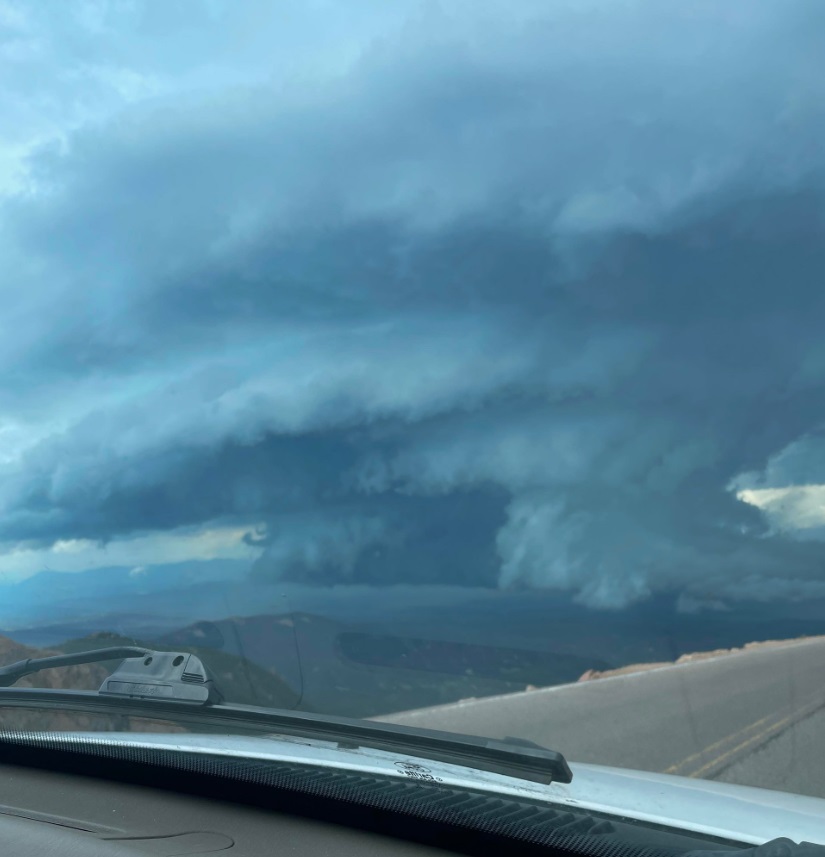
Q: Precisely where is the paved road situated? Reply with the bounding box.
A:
[378,638,825,798]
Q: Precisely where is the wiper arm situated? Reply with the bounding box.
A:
[0,647,223,704]
[0,647,149,687]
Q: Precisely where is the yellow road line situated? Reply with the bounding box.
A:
[688,711,797,779]
[664,712,775,775]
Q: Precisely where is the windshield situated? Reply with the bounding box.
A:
[1,0,824,806]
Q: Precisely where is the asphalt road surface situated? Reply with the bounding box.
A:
[378,638,825,799]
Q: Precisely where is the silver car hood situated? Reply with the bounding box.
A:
[69,731,825,846]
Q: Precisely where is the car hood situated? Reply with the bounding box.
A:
[68,731,825,846]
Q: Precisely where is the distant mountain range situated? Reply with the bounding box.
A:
[151,589,825,718]
[156,611,611,717]
[94,595,825,718]
[4,563,825,720]
[0,559,284,639]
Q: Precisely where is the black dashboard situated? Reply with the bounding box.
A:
[0,759,459,857]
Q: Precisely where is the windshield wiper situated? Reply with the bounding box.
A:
[0,647,223,704]
[0,648,571,784]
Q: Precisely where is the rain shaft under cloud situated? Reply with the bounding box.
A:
[1,0,825,607]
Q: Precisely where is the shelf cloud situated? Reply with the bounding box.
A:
[1,1,825,607]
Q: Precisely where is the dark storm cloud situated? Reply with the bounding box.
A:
[1,1,825,605]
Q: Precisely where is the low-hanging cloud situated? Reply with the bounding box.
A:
[1,1,825,607]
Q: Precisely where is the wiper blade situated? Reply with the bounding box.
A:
[0,648,569,783]
[0,683,571,784]
[0,647,223,704]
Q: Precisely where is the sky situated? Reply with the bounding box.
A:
[1,1,825,609]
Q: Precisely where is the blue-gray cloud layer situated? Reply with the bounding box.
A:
[2,0,825,607]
